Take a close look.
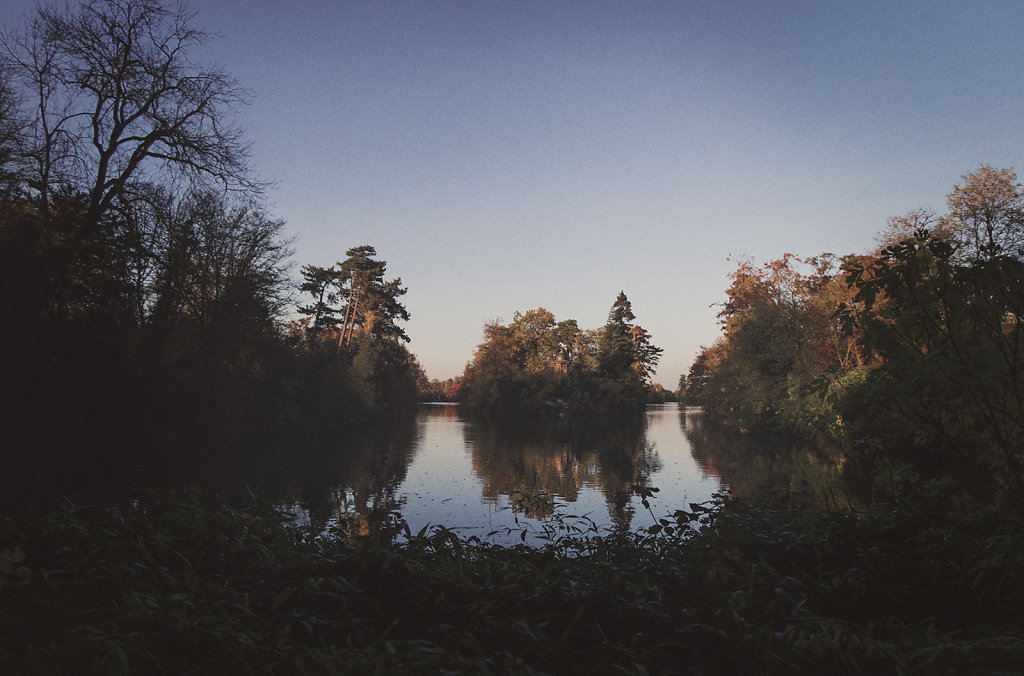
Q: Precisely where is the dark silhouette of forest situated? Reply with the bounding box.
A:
[0,0,421,503]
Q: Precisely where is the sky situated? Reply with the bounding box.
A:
[5,1,1023,384]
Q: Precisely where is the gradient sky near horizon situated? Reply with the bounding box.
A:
[5,1,1023,383]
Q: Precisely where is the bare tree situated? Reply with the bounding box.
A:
[1,0,260,225]
[150,190,291,330]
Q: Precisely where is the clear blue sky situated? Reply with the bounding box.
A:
[6,1,1023,384]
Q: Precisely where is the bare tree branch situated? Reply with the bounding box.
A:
[1,0,261,225]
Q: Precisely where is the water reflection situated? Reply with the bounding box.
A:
[3,403,855,540]
[278,415,418,538]
[466,414,659,528]
[275,404,855,545]
[278,403,723,544]
[683,408,852,508]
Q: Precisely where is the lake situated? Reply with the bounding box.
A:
[277,403,850,546]
[3,402,850,544]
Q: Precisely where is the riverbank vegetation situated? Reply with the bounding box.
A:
[684,165,1024,512]
[0,0,422,502]
[458,292,666,418]
[3,488,1023,674]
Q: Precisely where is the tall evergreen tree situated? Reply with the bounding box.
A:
[629,325,663,382]
[297,264,341,345]
[597,291,662,383]
[598,292,636,379]
[336,246,410,349]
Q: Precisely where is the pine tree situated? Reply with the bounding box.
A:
[336,246,410,349]
[598,291,662,382]
[297,264,341,345]
[598,292,638,379]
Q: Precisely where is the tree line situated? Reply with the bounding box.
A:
[683,166,1024,511]
[458,291,670,417]
[0,0,420,493]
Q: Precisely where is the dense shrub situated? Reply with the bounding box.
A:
[2,489,1023,674]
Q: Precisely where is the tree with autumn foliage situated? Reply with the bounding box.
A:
[293,246,420,415]
[689,165,1024,510]
[877,167,1024,264]
[836,170,1024,509]
[945,165,1024,262]
[460,293,662,418]
[684,253,865,433]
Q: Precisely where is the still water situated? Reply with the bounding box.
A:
[279,403,848,546]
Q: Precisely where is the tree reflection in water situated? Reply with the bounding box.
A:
[269,404,873,542]
[274,405,860,543]
[277,406,669,539]
[682,408,855,509]
[277,414,419,539]
[466,413,661,529]
[8,405,785,542]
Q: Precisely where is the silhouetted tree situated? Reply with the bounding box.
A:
[1,0,259,225]
[598,291,637,379]
[598,291,661,383]
[841,226,1024,509]
[149,191,291,333]
[297,264,342,346]
[0,61,23,201]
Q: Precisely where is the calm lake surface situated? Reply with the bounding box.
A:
[278,403,849,546]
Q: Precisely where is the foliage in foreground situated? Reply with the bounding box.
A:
[2,489,1023,674]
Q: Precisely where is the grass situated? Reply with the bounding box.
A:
[2,486,1024,674]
